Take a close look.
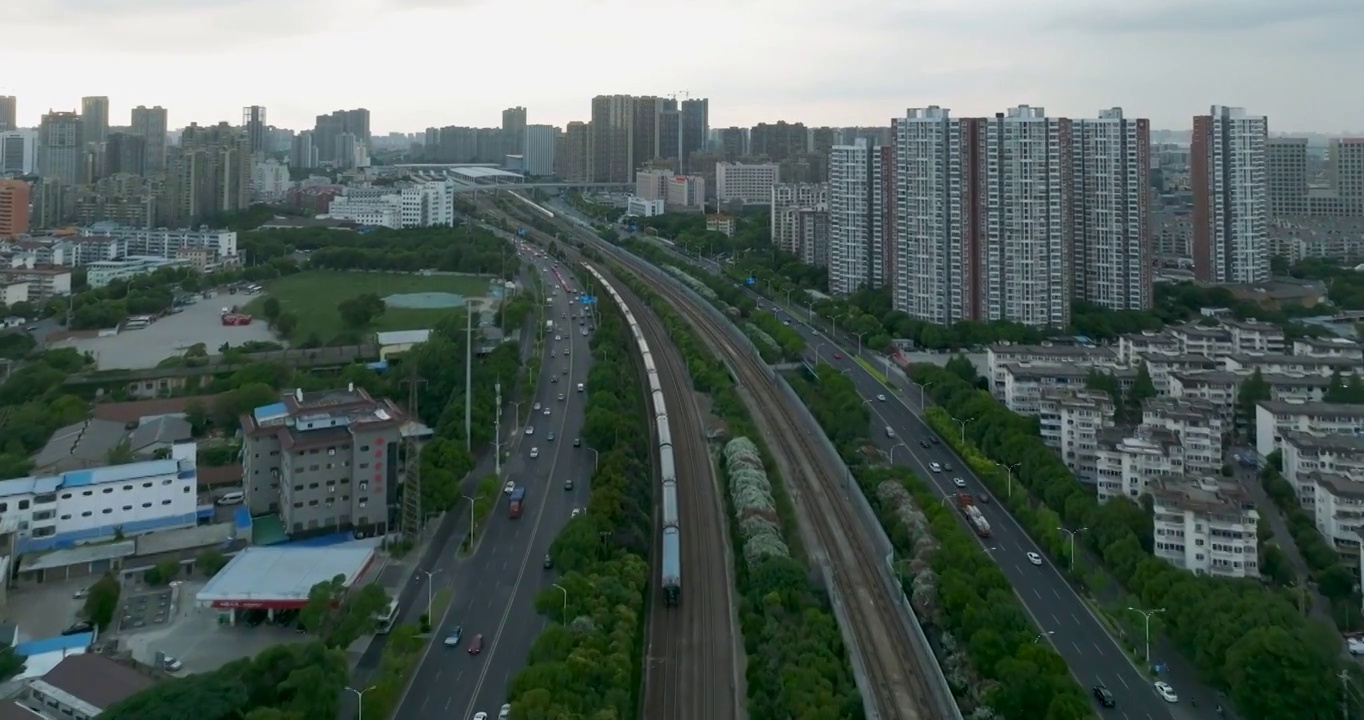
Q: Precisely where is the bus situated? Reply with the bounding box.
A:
[375,599,399,634]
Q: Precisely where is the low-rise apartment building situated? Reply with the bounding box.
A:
[1171,324,1235,357]
[1117,331,1181,365]
[1138,353,1219,394]
[986,344,1118,396]
[1312,472,1364,562]
[1280,430,1364,509]
[1037,388,1114,483]
[1170,371,1329,424]
[1142,397,1224,475]
[1293,337,1364,361]
[1224,353,1359,377]
[0,265,71,301]
[1094,426,1185,502]
[1002,363,1135,416]
[1255,400,1364,457]
[241,385,407,539]
[1150,476,1259,579]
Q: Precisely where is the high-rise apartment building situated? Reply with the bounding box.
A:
[1192,106,1269,284]
[502,106,527,159]
[771,183,829,254]
[313,109,371,166]
[0,130,37,175]
[750,122,808,163]
[243,106,268,155]
[80,96,109,146]
[0,180,29,237]
[37,111,85,186]
[718,127,747,160]
[1071,108,1151,310]
[591,95,635,183]
[557,121,591,182]
[130,106,168,173]
[829,140,877,295]
[165,122,251,226]
[1267,138,1308,216]
[103,132,147,177]
[1327,138,1364,205]
[291,131,316,168]
[716,162,779,204]
[524,124,556,177]
[0,97,15,133]
[680,98,709,173]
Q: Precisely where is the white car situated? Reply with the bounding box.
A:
[558,393,565,401]
[504,480,516,494]
[555,335,561,341]
[1154,681,1178,703]
[953,477,966,488]
[929,462,942,473]
[474,713,488,720]
[499,704,511,719]
[571,507,582,517]
[876,394,886,402]
[530,448,539,458]
[533,402,541,411]
[543,408,551,416]
[162,656,183,672]
[1026,552,1043,566]
[1349,637,1364,655]
[525,426,534,436]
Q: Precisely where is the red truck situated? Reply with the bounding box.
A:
[508,488,526,519]
[956,494,991,538]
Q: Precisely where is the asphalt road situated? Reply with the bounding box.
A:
[394,252,596,720]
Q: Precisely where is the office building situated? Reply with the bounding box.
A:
[0,96,14,132]
[291,131,316,168]
[0,130,37,175]
[1191,106,1269,283]
[37,112,84,186]
[130,105,168,173]
[1151,477,1259,579]
[524,124,556,177]
[80,96,109,145]
[240,386,407,538]
[243,105,268,155]
[1071,108,1152,310]
[502,106,527,159]
[828,140,877,294]
[0,180,29,237]
[716,161,779,204]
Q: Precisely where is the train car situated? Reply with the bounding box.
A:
[661,527,681,608]
[651,388,666,414]
[659,444,676,484]
[661,480,679,529]
[648,373,663,396]
[656,415,672,450]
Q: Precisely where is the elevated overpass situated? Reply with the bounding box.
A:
[452,182,630,194]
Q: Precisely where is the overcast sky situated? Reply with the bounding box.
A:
[3,0,1362,134]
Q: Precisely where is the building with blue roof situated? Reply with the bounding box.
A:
[0,442,200,555]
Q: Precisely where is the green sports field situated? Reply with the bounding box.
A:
[244,271,495,342]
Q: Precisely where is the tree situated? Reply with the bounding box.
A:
[1236,369,1272,439]
[337,293,386,329]
[299,576,390,648]
[273,311,297,338]
[83,573,122,630]
[261,297,282,321]
[1126,361,1156,420]
[0,643,25,682]
[145,559,180,586]
[185,400,212,436]
[197,549,229,576]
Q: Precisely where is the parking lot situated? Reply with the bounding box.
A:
[117,588,174,633]
[4,580,92,639]
[53,297,277,370]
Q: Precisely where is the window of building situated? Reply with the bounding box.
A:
[123,505,132,511]
[123,485,133,491]
[142,502,152,508]
[81,511,92,517]
[17,499,28,510]
[59,514,71,521]
[359,481,369,492]
[161,500,172,505]
[103,508,112,514]
[103,488,113,494]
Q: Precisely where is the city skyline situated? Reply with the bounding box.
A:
[4,0,1364,133]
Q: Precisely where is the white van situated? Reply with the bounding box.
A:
[577,382,584,393]
[216,490,244,506]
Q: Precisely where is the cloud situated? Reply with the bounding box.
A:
[1047,0,1364,34]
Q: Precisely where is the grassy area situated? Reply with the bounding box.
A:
[245,271,497,342]
[855,356,891,385]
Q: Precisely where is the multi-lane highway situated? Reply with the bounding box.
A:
[740,282,1212,720]
[393,249,597,720]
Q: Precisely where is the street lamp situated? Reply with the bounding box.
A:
[1127,607,1166,665]
[462,494,482,539]
[889,443,910,463]
[552,583,568,619]
[1057,527,1087,569]
[345,686,376,720]
[996,461,1022,499]
[585,447,599,472]
[954,416,975,444]
[1033,631,1054,644]
[510,401,524,431]
[419,569,440,619]
[854,330,867,355]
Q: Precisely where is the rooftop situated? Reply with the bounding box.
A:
[1312,472,1364,500]
[1172,370,1332,388]
[1258,400,1364,418]
[0,701,41,719]
[37,653,154,710]
[375,329,431,346]
[0,455,192,501]
[1150,477,1257,517]
[21,541,136,573]
[32,419,128,473]
[1282,430,1364,454]
[989,344,1116,359]
[453,166,521,180]
[1227,353,1360,368]
[195,545,376,604]
[91,394,221,425]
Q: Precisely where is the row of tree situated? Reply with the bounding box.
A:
[613,266,863,719]
[790,365,1094,719]
[239,225,521,278]
[503,272,651,718]
[911,363,1356,719]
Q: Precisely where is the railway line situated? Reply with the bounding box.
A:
[604,267,740,720]
[589,240,937,719]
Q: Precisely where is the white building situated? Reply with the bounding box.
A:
[75,226,238,264]
[625,197,665,218]
[980,106,1071,328]
[1194,105,1268,284]
[1002,363,1136,416]
[1313,474,1364,561]
[86,256,189,288]
[715,161,779,204]
[1255,400,1364,457]
[1037,388,1113,483]
[1138,353,1219,395]
[0,130,38,175]
[1095,426,1185,502]
[0,443,200,555]
[1281,431,1364,509]
[1294,337,1364,361]
[1070,108,1152,311]
[771,183,828,254]
[328,191,400,228]
[1142,397,1224,476]
[828,140,875,295]
[1151,476,1259,579]
[1170,370,1329,425]
[252,158,291,201]
[524,124,556,177]
[327,182,455,229]
[986,344,1117,396]
[1224,352,1358,377]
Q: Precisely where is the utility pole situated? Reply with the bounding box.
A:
[400,364,427,542]
[494,381,502,477]
[1341,669,1352,720]
[464,301,473,453]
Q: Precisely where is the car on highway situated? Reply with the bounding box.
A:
[468,634,484,655]
[555,334,561,341]
[533,402,541,411]
[929,462,942,473]
[1154,681,1178,703]
[953,477,967,488]
[443,626,463,647]
[930,436,940,445]
[919,440,930,449]
[942,461,953,471]
[551,376,558,383]
[500,704,511,719]
[833,353,842,359]
[1092,684,1115,707]
[474,713,488,720]
[573,437,581,447]
[564,478,573,490]
[530,447,539,458]
[504,480,516,494]
[543,554,553,569]
[581,329,588,336]
[1349,637,1364,655]
[1026,552,1044,566]
[876,394,886,401]
[571,507,582,518]
[525,426,534,435]
[551,350,556,358]
[978,494,991,504]
[543,408,551,416]
[558,393,565,401]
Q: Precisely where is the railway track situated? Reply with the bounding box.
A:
[614,254,935,720]
[611,273,739,720]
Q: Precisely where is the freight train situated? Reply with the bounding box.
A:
[582,263,680,607]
